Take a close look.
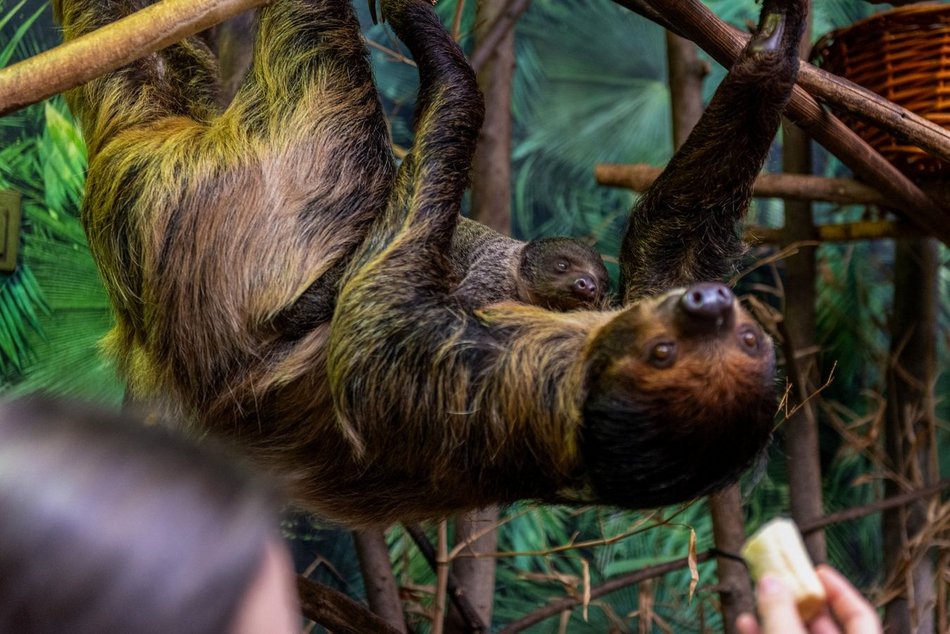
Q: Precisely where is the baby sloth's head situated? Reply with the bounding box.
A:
[519,238,610,311]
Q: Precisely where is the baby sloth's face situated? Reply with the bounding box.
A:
[520,238,610,311]
[578,283,777,509]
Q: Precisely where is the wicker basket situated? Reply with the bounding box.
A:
[813,4,950,176]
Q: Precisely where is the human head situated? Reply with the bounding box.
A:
[0,396,297,634]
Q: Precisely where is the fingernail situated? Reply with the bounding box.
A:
[759,575,783,595]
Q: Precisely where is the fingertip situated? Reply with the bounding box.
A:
[754,575,808,633]
[736,612,761,634]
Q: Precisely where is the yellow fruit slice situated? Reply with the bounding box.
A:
[741,518,827,621]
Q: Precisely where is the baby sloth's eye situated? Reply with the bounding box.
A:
[649,342,677,368]
[556,259,569,272]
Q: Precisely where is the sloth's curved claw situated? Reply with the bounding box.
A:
[750,12,785,53]
[369,0,381,24]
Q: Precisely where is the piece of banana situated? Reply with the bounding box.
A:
[741,518,827,621]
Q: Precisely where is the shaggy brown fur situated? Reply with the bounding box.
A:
[56,0,802,525]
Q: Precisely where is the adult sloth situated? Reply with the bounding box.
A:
[55,0,801,524]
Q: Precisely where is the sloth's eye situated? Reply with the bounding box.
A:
[739,329,759,350]
[556,260,569,272]
[649,342,676,368]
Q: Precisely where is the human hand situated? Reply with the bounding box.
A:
[736,565,882,634]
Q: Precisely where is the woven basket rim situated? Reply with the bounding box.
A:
[812,2,950,175]
[819,2,950,45]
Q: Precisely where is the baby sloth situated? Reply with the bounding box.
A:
[451,218,608,310]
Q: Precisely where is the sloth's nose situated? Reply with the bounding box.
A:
[573,275,598,299]
[676,282,735,335]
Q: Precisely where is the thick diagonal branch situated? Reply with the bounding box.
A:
[0,0,269,116]
[614,0,950,167]
[611,0,949,245]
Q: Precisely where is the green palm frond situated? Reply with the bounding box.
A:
[0,95,119,403]
[0,265,47,372]
[812,0,880,39]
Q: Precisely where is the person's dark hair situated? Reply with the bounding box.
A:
[0,397,280,634]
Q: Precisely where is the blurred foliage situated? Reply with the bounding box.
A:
[0,96,121,403]
[1,0,947,632]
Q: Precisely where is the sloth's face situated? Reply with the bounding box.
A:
[520,238,610,311]
[579,283,777,509]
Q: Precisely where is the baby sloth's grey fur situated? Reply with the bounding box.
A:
[451,217,609,310]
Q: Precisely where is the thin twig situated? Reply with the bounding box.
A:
[366,38,417,66]
[498,481,950,633]
[404,524,487,633]
[452,509,663,561]
[432,520,450,634]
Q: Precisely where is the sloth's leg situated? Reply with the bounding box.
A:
[350,0,484,278]
[618,0,806,302]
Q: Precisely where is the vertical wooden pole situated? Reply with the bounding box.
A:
[469,0,515,234]
[883,237,938,634]
[665,30,753,633]
[781,8,826,564]
[353,529,408,633]
[446,0,518,629]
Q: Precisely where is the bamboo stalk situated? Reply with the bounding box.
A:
[0,0,268,116]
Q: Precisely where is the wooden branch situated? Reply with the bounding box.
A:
[610,0,950,246]
[447,509,499,633]
[297,575,404,634]
[469,0,532,73]
[613,0,680,33]
[800,478,950,535]
[496,553,716,633]
[860,0,932,5]
[353,529,408,632]
[616,0,950,167]
[405,524,488,633]
[498,480,950,633]
[709,487,754,633]
[433,520,450,634]
[596,163,891,206]
[746,220,923,244]
[797,64,950,166]
[0,0,269,116]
